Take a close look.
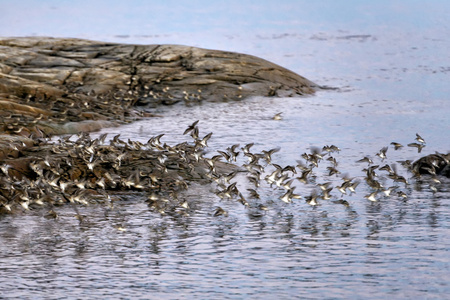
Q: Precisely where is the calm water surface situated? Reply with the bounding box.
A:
[1,1,450,299]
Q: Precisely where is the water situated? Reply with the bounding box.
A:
[1,1,450,299]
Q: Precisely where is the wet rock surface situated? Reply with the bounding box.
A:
[0,36,319,138]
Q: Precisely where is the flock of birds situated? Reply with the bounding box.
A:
[209,130,444,216]
[0,88,154,138]
[0,113,447,222]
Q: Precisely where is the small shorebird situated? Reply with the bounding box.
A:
[321,187,333,200]
[183,120,199,135]
[241,143,254,154]
[376,147,388,161]
[272,112,283,120]
[365,191,378,202]
[247,188,260,199]
[280,187,301,203]
[415,133,425,144]
[382,186,398,197]
[261,147,280,165]
[390,142,403,150]
[214,206,228,217]
[196,132,213,148]
[357,156,373,165]
[407,142,425,153]
[305,190,319,206]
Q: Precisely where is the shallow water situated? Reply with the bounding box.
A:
[1,1,450,299]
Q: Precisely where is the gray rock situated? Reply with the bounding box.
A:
[0,37,320,137]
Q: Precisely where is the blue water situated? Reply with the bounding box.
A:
[1,1,450,299]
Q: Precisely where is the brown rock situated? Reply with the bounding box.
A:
[0,36,319,163]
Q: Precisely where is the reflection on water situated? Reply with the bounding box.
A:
[1,189,449,299]
[0,92,449,299]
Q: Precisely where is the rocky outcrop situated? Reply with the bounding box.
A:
[0,37,319,138]
[0,37,321,214]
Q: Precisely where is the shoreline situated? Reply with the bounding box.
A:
[0,36,321,144]
[0,36,319,214]
[0,37,448,216]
